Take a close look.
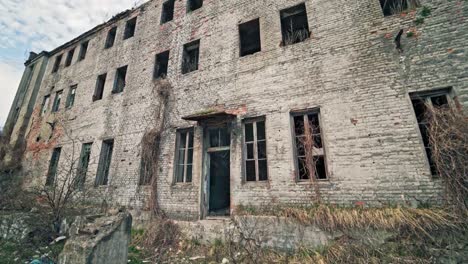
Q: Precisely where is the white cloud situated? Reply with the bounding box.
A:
[0,62,22,127]
[0,0,147,127]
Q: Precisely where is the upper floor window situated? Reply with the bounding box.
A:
[161,0,175,24]
[113,65,128,93]
[105,27,117,49]
[243,118,268,182]
[52,90,63,112]
[65,48,75,67]
[52,54,62,73]
[78,41,89,61]
[46,147,62,186]
[292,110,327,181]
[410,88,451,175]
[154,50,170,79]
[66,85,77,109]
[182,40,200,74]
[95,139,114,186]
[380,0,420,16]
[124,17,137,39]
[280,3,310,46]
[41,95,50,116]
[174,128,194,183]
[187,0,203,13]
[94,73,107,101]
[239,18,261,57]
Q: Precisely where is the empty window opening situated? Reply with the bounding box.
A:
[52,90,63,112]
[52,54,62,73]
[77,143,92,189]
[113,65,128,93]
[380,0,420,16]
[182,40,200,74]
[95,139,114,186]
[187,0,203,12]
[46,147,61,186]
[65,48,75,67]
[41,95,50,116]
[239,19,261,57]
[94,73,107,101]
[244,118,268,182]
[66,85,77,109]
[78,41,89,61]
[410,89,451,175]
[280,3,310,46]
[161,0,175,24]
[124,17,137,39]
[105,27,117,48]
[292,111,327,180]
[139,158,152,186]
[154,50,170,79]
[175,129,194,183]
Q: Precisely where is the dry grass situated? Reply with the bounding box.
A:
[236,204,461,238]
[427,105,468,215]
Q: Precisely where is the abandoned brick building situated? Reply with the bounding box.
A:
[3,0,467,220]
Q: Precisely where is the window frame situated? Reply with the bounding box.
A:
[161,0,175,24]
[113,65,128,94]
[279,3,310,46]
[123,17,137,40]
[154,50,170,79]
[409,88,453,176]
[290,109,329,182]
[52,54,62,73]
[173,128,195,184]
[187,0,203,13]
[379,0,421,17]
[105,27,117,49]
[78,41,89,61]
[242,117,268,182]
[46,147,62,186]
[95,139,114,186]
[77,142,93,189]
[94,73,107,101]
[66,85,77,109]
[41,95,50,116]
[65,48,75,67]
[52,90,63,112]
[182,39,200,74]
[239,18,262,57]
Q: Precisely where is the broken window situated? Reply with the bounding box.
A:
[124,17,137,39]
[292,110,327,181]
[243,118,268,182]
[154,50,170,79]
[161,0,175,24]
[187,0,203,12]
[139,158,151,186]
[410,89,451,175]
[113,65,128,93]
[175,128,194,183]
[46,147,61,186]
[41,95,50,116]
[76,143,92,189]
[52,90,63,112]
[379,0,420,16]
[94,73,107,101]
[182,40,200,74]
[65,48,75,67]
[280,3,310,46]
[239,18,261,57]
[78,41,89,61]
[66,85,77,109]
[95,139,114,186]
[105,27,117,48]
[52,54,62,73]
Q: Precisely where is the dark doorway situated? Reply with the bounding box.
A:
[205,126,231,216]
[209,151,230,216]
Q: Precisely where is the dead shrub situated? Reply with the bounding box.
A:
[427,105,468,215]
[141,217,181,262]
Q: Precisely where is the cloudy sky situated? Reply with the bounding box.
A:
[0,0,146,128]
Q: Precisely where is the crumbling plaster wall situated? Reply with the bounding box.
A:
[21,0,468,220]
